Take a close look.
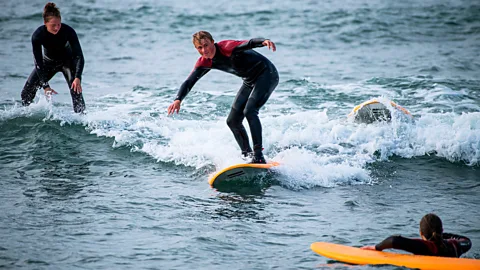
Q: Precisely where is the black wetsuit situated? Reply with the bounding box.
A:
[175,38,279,157]
[22,23,85,113]
[375,233,472,257]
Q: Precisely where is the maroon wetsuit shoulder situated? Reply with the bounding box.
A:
[194,56,212,68]
[175,38,276,101]
[216,40,248,57]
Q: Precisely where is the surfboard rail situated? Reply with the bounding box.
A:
[311,242,480,270]
[348,99,412,118]
[208,161,280,187]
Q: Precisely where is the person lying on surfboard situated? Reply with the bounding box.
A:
[167,31,279,164]
[21,2,86,113]
[361,213,471,257]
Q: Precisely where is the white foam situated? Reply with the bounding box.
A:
[2,89,478,188]
[271,147,372,189]
[410,112,480,165]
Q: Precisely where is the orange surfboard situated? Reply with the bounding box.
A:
[311,242,480,270]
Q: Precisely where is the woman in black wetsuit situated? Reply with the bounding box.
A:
[167,31,279,164]
[21,2,85,113]
[362,213,472,257]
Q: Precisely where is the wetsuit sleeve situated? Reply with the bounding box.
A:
[68,28,85,80]
[232,38,266,53]
[375,235,433,255]
[443,233,472,255]
[175,67,210,101]
[32,33,50,89]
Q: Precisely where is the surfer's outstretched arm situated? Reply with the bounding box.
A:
[232,38,276,53]
[167,67,209,115]
[175,68,210,102]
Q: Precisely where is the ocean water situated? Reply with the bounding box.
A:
[1,0,479,269]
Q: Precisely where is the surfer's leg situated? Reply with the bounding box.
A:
[244,67,279,163]
[62,60,85,113]
[21,69,42,106]
[226,83,253,155]
[21,64,58,106]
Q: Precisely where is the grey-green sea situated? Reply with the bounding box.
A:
[1,0,479,269]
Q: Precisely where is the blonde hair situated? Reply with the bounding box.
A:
[192,31,213,45]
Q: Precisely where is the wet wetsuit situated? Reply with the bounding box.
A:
[175,38,279,158]
[21,23,85,113]
[374,233,472,257]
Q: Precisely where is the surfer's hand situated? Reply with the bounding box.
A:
[167,100,181,115]
[361,246,376,251]
[262,39,276,52]
[71,78,82,94]
[44,87,58,96]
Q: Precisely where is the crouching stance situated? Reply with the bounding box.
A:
[167,31,279,163]
[22,2,86,113]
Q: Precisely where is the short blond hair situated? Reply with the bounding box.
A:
[192,31,213,45]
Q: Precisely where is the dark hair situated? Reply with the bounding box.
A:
[192,31,213,45]
[420,213,448,254]
[43,2,61,22]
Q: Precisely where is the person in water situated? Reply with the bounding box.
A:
[167,31,279,164]
[21,2,86,113]
[361,213,471,257]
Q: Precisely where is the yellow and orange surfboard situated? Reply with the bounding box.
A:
[348,99,412,118]
[311,242,480,270]
[208,161,280,188]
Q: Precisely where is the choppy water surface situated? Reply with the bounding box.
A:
[1,0,479,269]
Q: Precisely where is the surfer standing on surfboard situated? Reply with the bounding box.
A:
[21,2,86,113]
[361,213,472,257]
[167,31,279,164]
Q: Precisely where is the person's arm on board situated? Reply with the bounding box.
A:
[443,233,472,256]
[362,235,432,255]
